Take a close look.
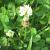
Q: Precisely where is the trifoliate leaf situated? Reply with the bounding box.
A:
[33,34,41,42]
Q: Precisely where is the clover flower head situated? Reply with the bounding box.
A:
[6,30,14,37]
[19,5,32,16]
[22,17,29,27]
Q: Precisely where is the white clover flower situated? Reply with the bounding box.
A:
[6,30,14,37]
[23,16,29,21]
[22,17,29,27]
[19,5,32,16]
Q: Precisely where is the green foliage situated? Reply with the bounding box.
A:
[0,0,50,50]
[27,36,32,50]
[0,37,7,46]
